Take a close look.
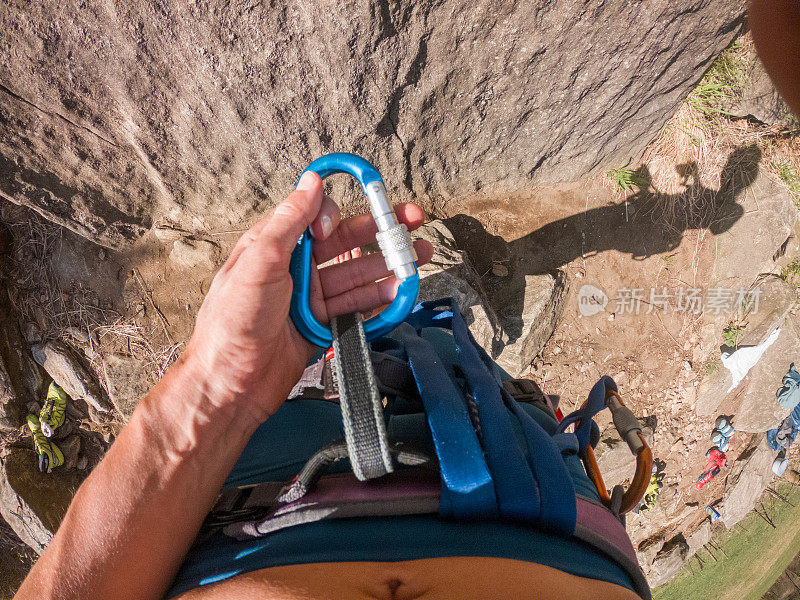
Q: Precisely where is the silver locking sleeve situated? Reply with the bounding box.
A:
[365,181,418,280]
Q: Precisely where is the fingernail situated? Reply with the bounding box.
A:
[320,214,333,239]
[297,171,317,191]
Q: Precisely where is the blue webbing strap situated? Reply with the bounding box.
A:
[400,299,577,535]
[448,306,576,535]
[556,375,618,455]
[394,322,498,519]
[502,391,577,535]
[448,305,541,522]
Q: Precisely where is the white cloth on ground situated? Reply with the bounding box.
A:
[721,327,781,393]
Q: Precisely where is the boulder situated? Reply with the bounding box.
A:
[0,446,82,554]
[720,435,775,528]
[31,341,112,416]
[0,358,20,432]
[697,166,798,362]
[101,354,151,420]
[416,220,505,356]
[710,169,798,291]
[733,327,800,433]
[0,287,45,432]
[0,2,745,248]
[647,533,689,588]
[696,276,798,423]
[493,271,569,377]
[730,60,797,129]
[686,521,712,556]
[59,434,82,471]
[169,238,221,271]
[415,220,567,377]
[0,515,37,597]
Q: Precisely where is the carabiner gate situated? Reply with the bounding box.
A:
[289,153,420,347]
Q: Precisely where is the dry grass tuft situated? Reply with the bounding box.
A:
[1,207,180,398]
[93,318,182,381]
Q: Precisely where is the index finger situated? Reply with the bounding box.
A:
[313,203,427,264]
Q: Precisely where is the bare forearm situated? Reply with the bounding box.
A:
[15,352,264,600]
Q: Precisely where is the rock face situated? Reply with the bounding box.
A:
[0,2,746,248]
[415,220,505,355]
[170,238,221,271]
[0,447,81,554]
[101,354,151,420]
[31,341,112,416]
[721,435,775,528]
[0,287,44,432]
[646,533,689,588]
[685,522,712,557]
[730,60,797,128]
[415,220,567,377]
[709,169,799,291]
[697,277,800,432]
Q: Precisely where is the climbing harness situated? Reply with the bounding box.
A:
[203,297,654,599]
[204,155,657,598]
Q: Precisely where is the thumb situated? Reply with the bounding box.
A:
[260,171,324,257]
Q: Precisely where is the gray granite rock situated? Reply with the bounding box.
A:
[730,61,797,129]
[31,341,112,417]
[0,446,81,554]
[721,435,775,528]
[647,534,689,588]
[415,220,567,377]
[0,2,745,248]
[101,354,151,420]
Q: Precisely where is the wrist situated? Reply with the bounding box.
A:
[146,347,266,441]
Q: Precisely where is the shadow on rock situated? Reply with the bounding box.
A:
[444,144,762,341]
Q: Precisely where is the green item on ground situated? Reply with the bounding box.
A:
[39,381,67,437]
[27,414,64,473]
[638,473,664,512]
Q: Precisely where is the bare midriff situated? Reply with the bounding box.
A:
[173,557,640,599]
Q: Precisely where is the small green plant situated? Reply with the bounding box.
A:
[782,256,800,284]
[778,161,800,204]
[684,39,747,121]
[723,322,745,349]
[686,82,737,117]
[661,254,677,271]
[704,359,720,376]
[607,158,648,194]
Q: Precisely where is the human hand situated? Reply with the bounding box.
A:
[181,172,433,426]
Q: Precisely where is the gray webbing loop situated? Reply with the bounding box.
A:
[331,312,393,481]
[279,438,434,504]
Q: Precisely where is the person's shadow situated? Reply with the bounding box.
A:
[440,144,762,347]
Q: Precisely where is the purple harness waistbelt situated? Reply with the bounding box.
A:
[211,468,649,600]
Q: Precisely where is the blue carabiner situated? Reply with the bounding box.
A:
[289,153,420,347]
